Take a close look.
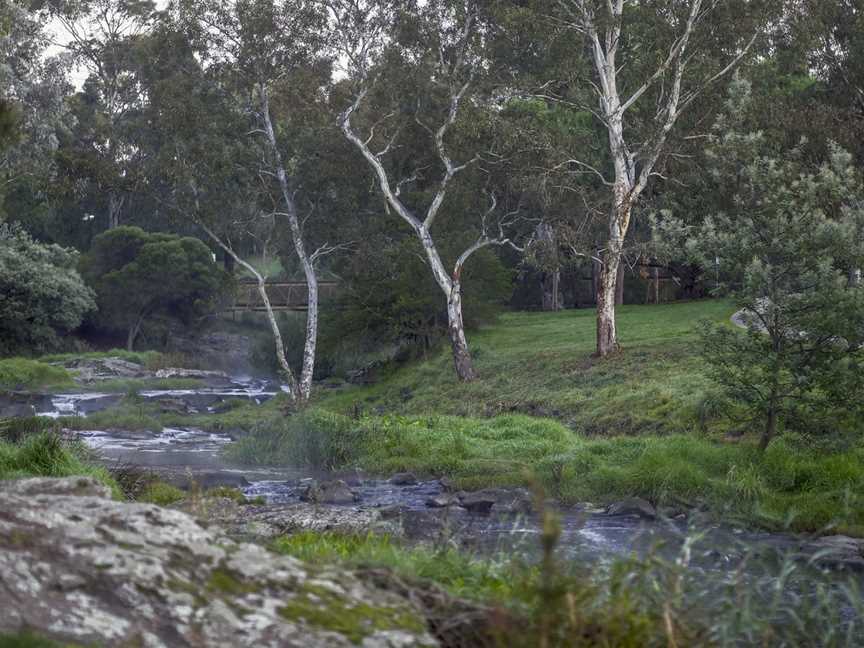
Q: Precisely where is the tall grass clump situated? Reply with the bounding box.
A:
[0,429,120,496]
[273,517,864,647]
[0,358,73,390]
[224,408,366,469]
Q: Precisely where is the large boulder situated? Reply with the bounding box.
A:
[61,357,150,383]
[300,480,360,505]
[0,477,437,647]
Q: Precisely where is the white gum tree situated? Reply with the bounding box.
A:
[332,0,524,382]
[175,0,332,403]
[556,0,760,356]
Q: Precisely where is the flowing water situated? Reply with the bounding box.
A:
[36,377,863,624]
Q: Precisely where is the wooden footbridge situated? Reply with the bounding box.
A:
[225,279,340,313]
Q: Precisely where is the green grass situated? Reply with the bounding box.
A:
[60,400,165,432]
[77,377,206,393]
[316,300,734,434]
[0,632,81,648]
[228,410,864,534]
[273,531,523,602]
[273,530,864,647]
[0,431,121,497]
[39,349,194,371]
[0,358,74,391]
[138,481,185,505]
[221,300,864,534]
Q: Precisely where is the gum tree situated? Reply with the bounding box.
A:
[174,0,332,402]
[333,0,525,381]
[554,0,764,356]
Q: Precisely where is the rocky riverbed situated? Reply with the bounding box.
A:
[4,358,864,644]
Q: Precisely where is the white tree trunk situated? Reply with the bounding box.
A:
[198,222,303,402]
[446,280,477,381]
[260,85,318,402]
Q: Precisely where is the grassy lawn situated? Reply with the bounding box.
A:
[316,300,733,435]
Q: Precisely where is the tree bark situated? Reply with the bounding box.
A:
[541,270,562,311]
[759,405,777,452]
[446,281,477,381]
[107,191,123,230]
[596,251,621,357]
[615,263,624,306]
[596,197,630,356]
[127,312,145,351]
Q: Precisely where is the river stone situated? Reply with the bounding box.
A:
[0,391,54,418]
[456,488,533,515]
[456,492,496,514]
[389,472,418,486]
[425,495,458,509]
[438,477,456,493]
[300,479,360,505]
[0,402,37,418]
[155,368,232,384]
[62,357,150,383]
[606,497,657,519]
[0,477,436,647]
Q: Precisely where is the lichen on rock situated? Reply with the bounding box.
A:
[0,477,437,647]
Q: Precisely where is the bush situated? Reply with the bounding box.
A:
[81,226,230,350]
[224,408,366,469]
[0,224,96,355]
[0,431,120,497]
[0,357,73,390]
[138,481,185,506]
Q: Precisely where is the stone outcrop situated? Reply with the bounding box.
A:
[0,477,437,647]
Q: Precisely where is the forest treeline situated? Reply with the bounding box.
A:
[2,1,863,433]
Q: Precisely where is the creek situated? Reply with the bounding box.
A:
[37,377,863,624]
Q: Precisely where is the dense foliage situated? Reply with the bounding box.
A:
[81,226,229,349]
[0,224,95,354]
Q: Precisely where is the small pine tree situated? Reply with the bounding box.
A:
[659,78,864,449]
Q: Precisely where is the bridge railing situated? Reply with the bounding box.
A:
[225,280,340,312]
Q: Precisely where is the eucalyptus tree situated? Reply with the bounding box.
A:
[552,0,766,356]
[171,0,332,403]
[333,0,526,382]
[0,2,73,216]
[48,0,157,229]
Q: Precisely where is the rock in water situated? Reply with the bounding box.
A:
[456,491,496,514]
[605,497,657,520]
[455,488,533,515]
[389,472,418,486]
[0,477,437,647]
[299,479,360,505]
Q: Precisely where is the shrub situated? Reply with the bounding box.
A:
[0,224,95,355]
[0,358,73,390]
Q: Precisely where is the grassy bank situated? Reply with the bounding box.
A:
[0,419,120,496]
[318,300,733,434]
[0,358,74,391]
[272,530,864,647]
[222,300,864,534]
